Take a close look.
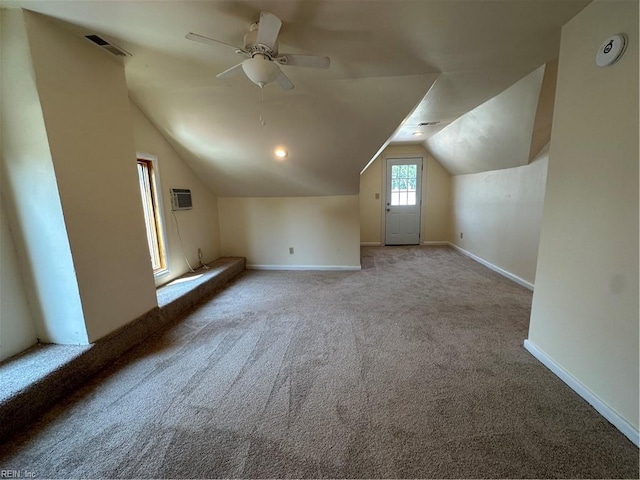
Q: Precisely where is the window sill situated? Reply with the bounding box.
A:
[153,267,170,278]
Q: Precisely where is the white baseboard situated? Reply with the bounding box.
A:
[247,264,361,271]
[524,339,639,447]
[448,243,534,291]
[362,241,448,247]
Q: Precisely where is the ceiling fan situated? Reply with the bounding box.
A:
[186,11,330,91]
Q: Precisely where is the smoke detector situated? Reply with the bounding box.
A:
[596,34,627,67]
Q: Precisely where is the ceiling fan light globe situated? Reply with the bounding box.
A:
[242,56,280,87]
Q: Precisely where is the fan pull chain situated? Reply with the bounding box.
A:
[259,86,266,126]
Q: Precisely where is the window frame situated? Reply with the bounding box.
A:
[136,153,169,278]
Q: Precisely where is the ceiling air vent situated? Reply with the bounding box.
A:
[418,121,440,126]
[84,34,130,57]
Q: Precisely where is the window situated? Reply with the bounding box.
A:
[137,157,166,274]
[390,164,418,206]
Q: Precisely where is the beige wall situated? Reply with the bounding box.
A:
[359,156,383,244]
[1,9,88,346]
[130,102,221,286]
[0,197,37,361]
[359,144,451,244]
[450,146,549,287]
[529,60,558,162]
[528,0,638,433]
[218,196,360,269]
[26,11,158,342]
[422,153,451,242]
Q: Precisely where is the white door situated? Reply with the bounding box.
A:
[385,158,423,245]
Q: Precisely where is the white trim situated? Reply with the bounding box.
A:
[449,243,534,290]
[523,339,639,447]
[422,241,449,245]
[247,264,361,271]
[137,152,171,276]
[360,242,382,246]
[153,267,170,278]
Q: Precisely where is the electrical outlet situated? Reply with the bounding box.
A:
[289,247,294,255]
[460,232,463,239]
[375,193,380,200]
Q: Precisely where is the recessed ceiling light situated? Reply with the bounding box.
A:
[274,147,288,159]
[412,131,424,136]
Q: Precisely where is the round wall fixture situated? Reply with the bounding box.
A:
[596,34,627,67]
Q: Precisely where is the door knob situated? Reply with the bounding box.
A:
[386,208,390,212]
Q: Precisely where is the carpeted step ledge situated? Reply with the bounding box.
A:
[0,257,246,443]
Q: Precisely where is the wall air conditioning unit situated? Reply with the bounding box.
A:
[170,188,192,211]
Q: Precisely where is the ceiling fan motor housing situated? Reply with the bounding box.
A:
[244,30,278,59]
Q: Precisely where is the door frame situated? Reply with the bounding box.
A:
[381,155,424,245]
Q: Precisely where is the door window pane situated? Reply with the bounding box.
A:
[390,162,418,206]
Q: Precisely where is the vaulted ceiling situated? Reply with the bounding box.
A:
[3,0,589,196]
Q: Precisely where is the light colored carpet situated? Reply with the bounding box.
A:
[0,246,637,478]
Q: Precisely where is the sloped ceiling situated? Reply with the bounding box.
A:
[421,59,558,176]
[3,0,589,196]
[425,65,546,176]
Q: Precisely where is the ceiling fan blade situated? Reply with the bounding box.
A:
[256,12,282,48]
[275,71,294,91]
[216,62,244,79]
[186,32,248,55]
[276,54,330,69]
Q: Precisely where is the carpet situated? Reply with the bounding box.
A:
[0,246,637,478]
